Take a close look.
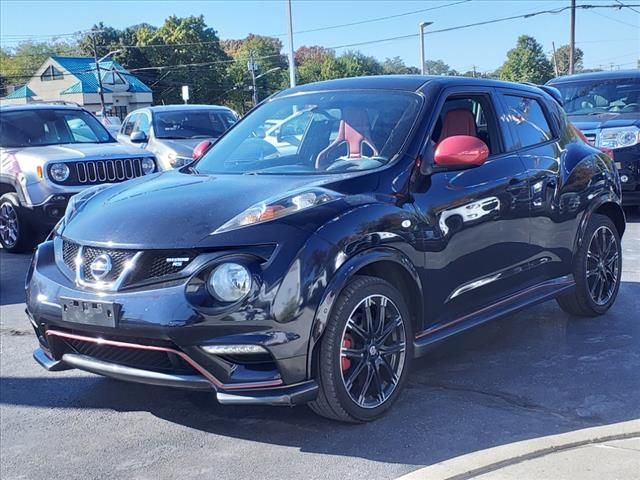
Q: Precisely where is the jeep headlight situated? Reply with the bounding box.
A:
[49,163,70,182]
[598,126,640,149]
[207,263,252,302]
[212,188,342,235]
[141,157,156,174]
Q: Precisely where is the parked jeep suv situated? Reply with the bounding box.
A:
[0,104,157,252]
[548,70,640,207]
[27,76,624,422]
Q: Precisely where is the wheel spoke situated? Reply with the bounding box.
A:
[376,297,387,337]
[378,356,399,385]
[363,298,374,335]
[372,364,385,403]
[341,347,365,359]
[344,359,367,390]
[379,342,406,356]
[376,316,401,343]
[347,319,368,342]
[357,364,374,404]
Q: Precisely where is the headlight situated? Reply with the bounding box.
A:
[141,157,156,174]
[64,184,111,224]
[49,163,70,182]
[598,127,640,149]
[206,263,252,302]
[167,152,191,168]
[212,188,342,234]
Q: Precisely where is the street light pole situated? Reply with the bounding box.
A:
[92,32,107,116]
[286,0,296,88]
[569,0,576,74]
[419,22,433,75]
[247,53,258,106]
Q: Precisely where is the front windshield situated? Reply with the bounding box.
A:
[553,78,640,115]
[153,110,237,139]
[0,108,114,148]
[194,90,422,175]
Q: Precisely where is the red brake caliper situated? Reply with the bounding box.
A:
[341,334,353,371]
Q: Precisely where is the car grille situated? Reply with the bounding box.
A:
[61,240,196,286]
[49,158,151,186]
[81,246,137,282]
[57,335,194,374]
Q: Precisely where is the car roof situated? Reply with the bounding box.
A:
[142,104,234,113]
[548,69,640,84]
[0,103,82,112]
[276,75,553,97]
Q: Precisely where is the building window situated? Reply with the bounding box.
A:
[40,65,64,81]
[101,69,126,85]
[112,105,128,120]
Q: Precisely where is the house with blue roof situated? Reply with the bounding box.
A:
[0,56,152,119]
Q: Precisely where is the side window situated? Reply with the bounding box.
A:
[134,114,150,135]
[122,114,138,136]
[432,94,501,156]
[499,95,554,150]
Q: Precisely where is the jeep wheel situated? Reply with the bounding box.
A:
[309,276,412,423]
[0,193,35,253]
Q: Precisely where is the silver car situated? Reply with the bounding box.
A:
[117,105,238,170]
[0,104,157,252]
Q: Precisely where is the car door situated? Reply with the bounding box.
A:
[117,112,139,146]
[131,111,152,149]
[411,87,532,329]
[496,89,572,281]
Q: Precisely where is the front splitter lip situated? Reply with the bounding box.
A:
[33,345,318,406]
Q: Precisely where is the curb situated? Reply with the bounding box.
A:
[396,420,640,480]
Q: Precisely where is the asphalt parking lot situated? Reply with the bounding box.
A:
[1,210,639,480]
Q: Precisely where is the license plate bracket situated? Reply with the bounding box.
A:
[61,297,120,327]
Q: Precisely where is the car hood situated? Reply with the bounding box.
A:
[569,112,640,131]
[61,170,343,248]
[159,138,218,156]
[11,142,152,163]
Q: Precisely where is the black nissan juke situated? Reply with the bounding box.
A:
[26,76,625,422]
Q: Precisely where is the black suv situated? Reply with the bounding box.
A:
[548,70,640,207]
[26,76,624,422]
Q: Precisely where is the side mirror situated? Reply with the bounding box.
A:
[192,140,213,160]
[434,135,489,168]
[130,131,147,143]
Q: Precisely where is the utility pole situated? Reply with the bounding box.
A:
[419,22,433,75]
[91,31,107,116]
[552,41,559,77]
[286,0,296,88]
[569,0,576,74]
[247,53,258,106]
[472,65,477,78]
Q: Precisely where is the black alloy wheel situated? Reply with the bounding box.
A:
[557,214,622,316]
[309,276,412,423]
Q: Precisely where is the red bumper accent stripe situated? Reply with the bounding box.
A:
[45,330,283,390]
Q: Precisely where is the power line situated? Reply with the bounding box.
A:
[588,8,640,28]
[323,3,640,51]
[267,0,471,37]
[614,0,640,14]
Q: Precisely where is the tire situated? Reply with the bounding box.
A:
[557,214,622,316]
[309,275,413,423]
[0,193,36,253]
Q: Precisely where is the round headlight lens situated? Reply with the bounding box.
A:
[141,157,156,175]
[207,263,252,302]
[49,163,70,182]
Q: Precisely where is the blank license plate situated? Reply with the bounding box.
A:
[615,162,622,169]
[61,297,120,327]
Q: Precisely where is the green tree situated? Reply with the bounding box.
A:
[499,35,554,84]
[295,46,337,84]
[552,44,584,76]
[424,59,457,76]
[223,34,288,113]
[336,51,383,77]
[382,56,420,75]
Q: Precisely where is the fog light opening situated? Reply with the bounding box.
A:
[620,174,629,183]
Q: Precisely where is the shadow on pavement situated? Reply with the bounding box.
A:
[0,251,31,306]
[2,280,638,468]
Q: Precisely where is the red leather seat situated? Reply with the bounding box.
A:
[438,109,477,142]
[315,107,378,169]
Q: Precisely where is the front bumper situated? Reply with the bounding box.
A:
[26,194,71,231]
[26,239,324,406]
[615,146,640,206]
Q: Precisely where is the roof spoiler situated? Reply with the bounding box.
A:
[521,83,563,106]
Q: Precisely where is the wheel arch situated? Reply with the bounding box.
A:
[574,194,626,256]
[307,246,424,377]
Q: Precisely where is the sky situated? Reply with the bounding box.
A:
[1,0,638,74]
